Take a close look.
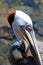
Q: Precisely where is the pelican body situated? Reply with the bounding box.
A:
[7,9,42,65]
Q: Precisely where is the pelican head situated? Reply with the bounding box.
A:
[7,9,42,65]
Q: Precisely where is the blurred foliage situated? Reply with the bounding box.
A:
[0,0,43,19]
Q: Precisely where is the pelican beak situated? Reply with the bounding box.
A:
[24,29,42,65]
[13,24,42,65]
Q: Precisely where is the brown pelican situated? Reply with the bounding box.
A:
[7,9,42,65]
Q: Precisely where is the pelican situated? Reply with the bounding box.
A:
[7,9,42,65]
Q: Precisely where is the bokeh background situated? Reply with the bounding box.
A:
[0,0,43,65]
